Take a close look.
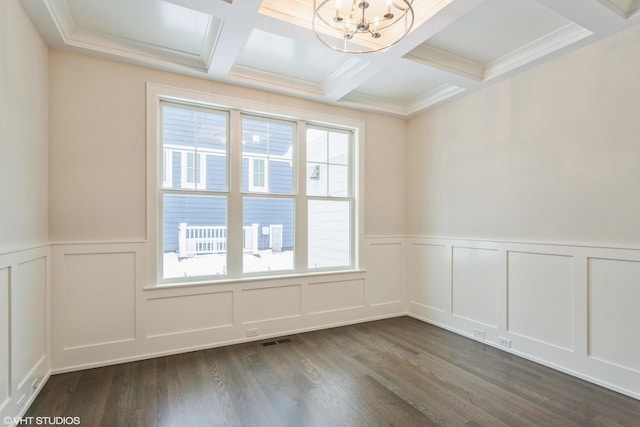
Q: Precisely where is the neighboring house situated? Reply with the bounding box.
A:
[162,107,294,255]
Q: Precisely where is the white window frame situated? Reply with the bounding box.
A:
[146,83,364,286]
[180,151,206,189]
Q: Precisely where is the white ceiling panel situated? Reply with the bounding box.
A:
[18,0,640,116]
[348,66,446,103]
[423,0,574,65]
[67,0,214,55]
[598,0,640,17]
[234,29,350,84]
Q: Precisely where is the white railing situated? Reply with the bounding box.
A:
[178,223,259,257]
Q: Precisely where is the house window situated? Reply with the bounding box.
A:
[180,151,206,189]
[162,149,173,188]
[153,92,357,284]
[248,158,267,192]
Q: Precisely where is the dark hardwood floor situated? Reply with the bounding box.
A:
[27,317,640,426]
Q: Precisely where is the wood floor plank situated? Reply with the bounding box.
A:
[26,317,640,426]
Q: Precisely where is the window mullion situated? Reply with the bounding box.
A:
[227,109,243,276]
[350,129,357,268]
[296,120,308,272]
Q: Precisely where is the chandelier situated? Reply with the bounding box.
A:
[312,0,414,54]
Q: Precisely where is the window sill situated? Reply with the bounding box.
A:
[144,268,367,291]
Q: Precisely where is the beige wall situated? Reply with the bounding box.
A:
[1,3,50,421]
[48,51,407,242]
[407,24,640,246]
[0,0,49,253]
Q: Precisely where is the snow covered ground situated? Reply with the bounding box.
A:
[163,250,294,279]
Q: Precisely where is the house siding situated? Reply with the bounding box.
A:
[163,155,295,253]
[162,106,296,254]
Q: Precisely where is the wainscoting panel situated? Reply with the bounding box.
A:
[49,238,404,374]
[241,284,302,324]
[63,252,136,349]
[366,241,403,306]
[588,257,640,373]
[147,291,233,338]
[507,251,574,350]
[13,257,47,388]
[0,268,9,410]
[307,279,365,315]
[407,237,640,400]
[408,243,449,314]
[0,245,49,423]
[452,246,499,328]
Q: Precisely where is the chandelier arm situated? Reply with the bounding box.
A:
[376,14,411,31]
[312,0,414,54]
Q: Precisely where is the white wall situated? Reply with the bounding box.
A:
[48,51,407,372]
[0,0,50,423]
[0,0,48,252]
[407,26,640,246]
[406,24,640,399]
[49,51,407,242]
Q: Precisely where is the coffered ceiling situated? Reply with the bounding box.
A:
[20,0,640,116]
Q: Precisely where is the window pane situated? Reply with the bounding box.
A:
[308,200,350,269]
[307,128,350,197]
[162,149,173,188]
[186,152,196,184]
[243,198,294,273]
[254,159,265,185]
[163,194,227,279]
[242,117,294,194]
[162,104,227,191]
[307,162,327,196]
[328,132,349,165]
[328,164,349,197]
[307,128,328,163]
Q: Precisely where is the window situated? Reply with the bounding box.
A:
[241,115,295,273]
[152,91,358,284]
[307,127,352,269]
[162,149,173,188]
[160,102,228,279]
[180,151,206,189]
[248,158,267,192]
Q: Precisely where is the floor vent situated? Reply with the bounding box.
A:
[261,338,292,347]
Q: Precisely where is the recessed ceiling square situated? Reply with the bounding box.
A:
[259,0,314,28]
[345,66,446,104]
[259,0,455,32]
[422,0,574,65]
[66,0,217,55]
[234,29,349,84]
[597,0,640,16]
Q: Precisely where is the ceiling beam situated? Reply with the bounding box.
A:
[204,0,263,78]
